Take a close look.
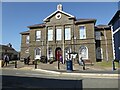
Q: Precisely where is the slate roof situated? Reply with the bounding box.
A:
[27,23,45,28]
[95,25,111,30]
[20,31,30,35]
[75,19,96,24]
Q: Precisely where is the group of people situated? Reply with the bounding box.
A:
[24,55,30,65]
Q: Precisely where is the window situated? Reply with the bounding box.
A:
[26,35,30,44]
[96,47,103,59]
[48,29,53,41]
[48,47,53,59]
[65,47,71,60]
[34,48,41,59]
[35,48,41,55]
[79,26,86,39]
[65,27,71,40]
[95,31,101,40]
[79,46,88,59]
[36,31,41,41]
[56,28,62,40]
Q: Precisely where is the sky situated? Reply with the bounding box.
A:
[1,2,119,51]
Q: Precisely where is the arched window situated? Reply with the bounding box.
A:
[79,46,88,59]
[34,48,41,59]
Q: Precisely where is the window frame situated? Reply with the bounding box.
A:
[79,46,88,59]
[26,35,30,44]
[48,28,53,41]
[35,30,41,41]
[79,25,86,39]
[56,28,62,41]
[65,27,71,40]
[95,31,102,40]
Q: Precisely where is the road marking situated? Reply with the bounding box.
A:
[16,73,20,74]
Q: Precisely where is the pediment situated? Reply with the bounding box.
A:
[43,10,75,22]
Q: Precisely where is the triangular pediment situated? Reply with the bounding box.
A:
[43,4,75,22]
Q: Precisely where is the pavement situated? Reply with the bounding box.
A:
[1,60,119,78]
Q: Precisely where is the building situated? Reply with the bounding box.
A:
[108,2,120,61]
[20,4,113,63]
[0,43,19,60]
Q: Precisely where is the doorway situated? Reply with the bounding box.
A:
[55,47,62,60]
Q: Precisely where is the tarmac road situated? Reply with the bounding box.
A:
[1,69,119,90]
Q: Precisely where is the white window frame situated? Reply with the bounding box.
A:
[48,29,53,41]
[34,48,41,60]
[79,46,88,59]
[36,30,41,41]
[95,31,101,40]
[26,35,30,44]
[56,28,62,41]
[79,26,86,39]
[65,27,71,40]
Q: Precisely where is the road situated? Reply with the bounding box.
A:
[0,69,119,90]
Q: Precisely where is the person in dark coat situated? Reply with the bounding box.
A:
[3,54,9,67]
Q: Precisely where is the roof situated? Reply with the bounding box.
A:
[95,25,111,30]
[108,10,120,25]
[0,45,18,54]
[75,19,96,24]
[20,31,30,35]
[43,10,75,22]
[27,23,45,28]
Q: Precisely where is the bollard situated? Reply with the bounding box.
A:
[58,60,60,70]
[82,60,85,70]
[35,60,37,69]
[112,60,116,71]
[15,60,17,68]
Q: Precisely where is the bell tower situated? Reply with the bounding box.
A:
[57,4,63,11]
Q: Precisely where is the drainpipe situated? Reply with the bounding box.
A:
[103,28,108,62]
[62,26,65,64]
[110,25,115,60]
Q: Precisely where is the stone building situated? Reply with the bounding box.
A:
[0,43,19,60]
[20,4,113,63]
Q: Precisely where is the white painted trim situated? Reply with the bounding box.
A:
[43,10,75,22]
[113,27,120,35]
[111,26,115,59]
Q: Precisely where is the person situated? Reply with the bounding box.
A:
[60,55,63,64]
[3,54,9,67]
[27,55,30,65]
[78,56,85,70]
[78,56,83,65]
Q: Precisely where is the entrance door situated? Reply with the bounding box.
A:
[96,47,103,62]
[55,47,62,60]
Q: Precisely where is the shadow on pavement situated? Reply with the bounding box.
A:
[2,75,83,90]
